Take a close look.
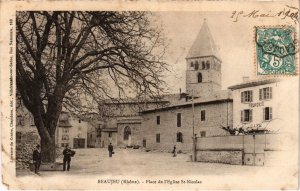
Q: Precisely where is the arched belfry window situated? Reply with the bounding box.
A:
[124,126,131,140]
[202,61,205,69]
[191,62,194,67]
[197,73,202,83]
[206,61,210,69]
[194,61,199,70]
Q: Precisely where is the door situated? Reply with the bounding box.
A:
[128,135,132,146]
[73,138,85,148]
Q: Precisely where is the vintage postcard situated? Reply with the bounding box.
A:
[0,0,299,190]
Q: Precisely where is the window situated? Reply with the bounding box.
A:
[259,87,273,100]
[241,90,253,103]
[202,61,205,69]
[62,135,69,140]
[176,132,183,143]
[191,62,194,67]
[177,113,181,127]
[194,61,199,70]
[96,128,101,137]
[201,110,206,121]
[156,134,160,143]
[108,132,112,138]
[197,73,202,83]
[124,126,131,140]
[241,109,253,122]
[200,131,206,137]
[156,116,160,125]
[206,61,210,69]
[63,129,69,133]
[263,107,273,121]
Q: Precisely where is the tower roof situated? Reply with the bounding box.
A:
[186,20,220,60]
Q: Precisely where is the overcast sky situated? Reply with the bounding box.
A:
[155,11,271,94]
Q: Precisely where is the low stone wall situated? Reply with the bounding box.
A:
[196,150,243,165]
[16,141,40,169]
[16,131,64,170]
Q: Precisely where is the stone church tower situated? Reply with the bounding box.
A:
[185,20,222,97]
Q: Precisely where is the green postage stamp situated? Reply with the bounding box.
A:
[255,26,297,75]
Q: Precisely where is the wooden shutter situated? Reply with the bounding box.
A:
[241,92,244,103]
[259,89,262,100]
[241,110,244,122]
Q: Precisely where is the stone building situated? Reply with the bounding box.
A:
[97,99,169,148]
[16,96,89,149]
[228,78,285,133]
[139,20,233,152]
[55,112,89,149]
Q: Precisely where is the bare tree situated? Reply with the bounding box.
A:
[16,11,168,163]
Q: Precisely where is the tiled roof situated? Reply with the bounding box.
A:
[186,20,220,60]
[228,79,281,90]
[141,90,232,113]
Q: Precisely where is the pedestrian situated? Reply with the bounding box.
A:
[172,145,177,157]
[63,146,72,171]
[108,143,114,157]
[32,144,41,174]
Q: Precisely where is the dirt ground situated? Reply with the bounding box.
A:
[13,148,297,190]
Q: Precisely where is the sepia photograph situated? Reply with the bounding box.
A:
[1,1,299,190]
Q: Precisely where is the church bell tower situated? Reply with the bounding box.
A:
[185,19,222,97]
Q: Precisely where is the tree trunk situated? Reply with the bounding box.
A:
[41,136,56,163]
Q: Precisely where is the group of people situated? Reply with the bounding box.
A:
[32,143,115,174]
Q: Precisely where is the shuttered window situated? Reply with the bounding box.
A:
[241,109,252,122]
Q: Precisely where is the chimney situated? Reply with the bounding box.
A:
[243,76,250,82]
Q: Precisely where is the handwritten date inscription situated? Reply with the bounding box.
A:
[231,6,298,23]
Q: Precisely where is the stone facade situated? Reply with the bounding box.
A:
[137,20,234,153]
[97,100,169,148]
[185,20,222,97]
[117,117,143,147]
[228,79,285,133]
[55,112,88,149]
[141,97,233,152]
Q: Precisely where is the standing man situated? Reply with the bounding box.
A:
[32,144,41,174]
[172,145,177,157]
[108,143,114,157]
[63,146,72,171]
